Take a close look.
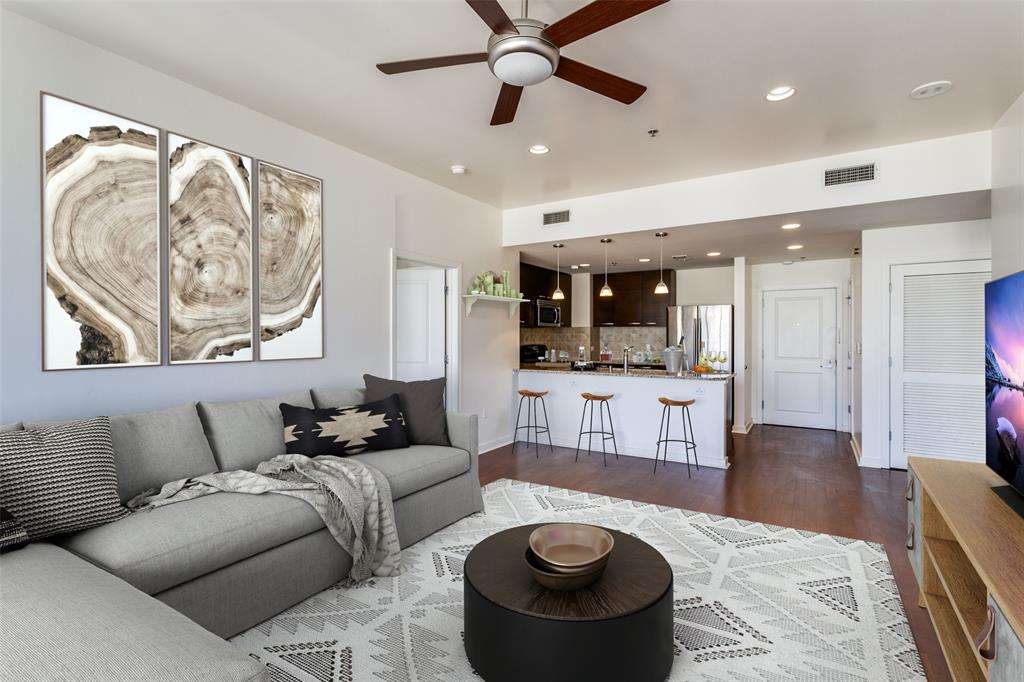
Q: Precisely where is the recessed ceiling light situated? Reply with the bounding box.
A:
[766,85,795,102]
[783,260,794,266]
[910,80,953,100]
[579,263,590,267]
[449,164,467,175]
[671,254,688,261]
[781,223,800,230]
[570,264,579,270]
[787,244,803,250]
[707,251,721,257]
[638,257,651,263]
[529,144,550,155]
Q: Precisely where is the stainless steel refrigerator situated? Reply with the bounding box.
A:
[667,304,735,423]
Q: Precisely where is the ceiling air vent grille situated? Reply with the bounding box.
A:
[824,163,875,187]
[542,209,571,226]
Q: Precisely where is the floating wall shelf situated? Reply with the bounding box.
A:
[463,295,529,319]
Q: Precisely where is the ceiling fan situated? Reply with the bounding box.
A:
[376,0,669,126]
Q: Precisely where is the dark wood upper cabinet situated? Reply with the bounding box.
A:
[592,274,614,326]
[641,270,672,325]
[613,271,643,326]
[519,262,570,327]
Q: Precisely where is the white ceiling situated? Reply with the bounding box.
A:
[8,1,1023,209]
[517,190,991,270]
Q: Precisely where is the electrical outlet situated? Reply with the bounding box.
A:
[480,408,487,419]
[695,386,705,396]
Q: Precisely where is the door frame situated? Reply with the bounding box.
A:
[390,248,461,411]
[757,283,847,432]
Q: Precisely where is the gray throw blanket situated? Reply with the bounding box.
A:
[128,455,401,582]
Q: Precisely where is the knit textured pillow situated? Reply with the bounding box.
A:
[0,507,29,552]
[281,394,409,457]
[0,417,128,540]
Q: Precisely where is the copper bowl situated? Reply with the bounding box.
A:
[524,548,606,591]
[528,523,614,574]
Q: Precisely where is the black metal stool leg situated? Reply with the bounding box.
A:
[604,401,619,460]
[512,395,525,453]
[664,406,672,470]
[654,403,667,474]
[680,406,691,479]
[587,400,594,458]
[574,400,587,462]
[599,400,607,467]
[685,404,699,471]
[540,396,554,454]
[532,396,540,458]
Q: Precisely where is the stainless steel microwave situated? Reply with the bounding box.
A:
[536,300,562,327]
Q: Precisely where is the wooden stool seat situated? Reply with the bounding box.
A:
[581,392,613,401]
[658,397,695,408]
[518,389,549,398]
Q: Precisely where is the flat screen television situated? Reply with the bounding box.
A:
[985,268,1024,514]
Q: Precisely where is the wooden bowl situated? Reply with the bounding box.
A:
[524,548,606,591]
[528,523,614,574]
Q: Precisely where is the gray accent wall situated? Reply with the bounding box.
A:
[0,11,514,447]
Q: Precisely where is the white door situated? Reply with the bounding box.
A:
[889,260,990,469]
[396,267,447,382]
[763,288,838,429]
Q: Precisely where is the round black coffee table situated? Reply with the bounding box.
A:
[463,524,673,682]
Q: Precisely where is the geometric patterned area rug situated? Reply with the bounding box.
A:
[231,479,925,682]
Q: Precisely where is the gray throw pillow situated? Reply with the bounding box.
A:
[363,374,449,446]
[0,417,128,540]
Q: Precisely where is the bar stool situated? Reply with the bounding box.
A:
[575,393,619,466]
[513,389,553,457]
[654,397,699,478]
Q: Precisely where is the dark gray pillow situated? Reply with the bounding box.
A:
[363,375,449,446]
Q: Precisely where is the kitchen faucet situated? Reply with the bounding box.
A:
[622,346,634,374]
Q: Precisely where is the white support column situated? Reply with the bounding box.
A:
[732,257,753,434]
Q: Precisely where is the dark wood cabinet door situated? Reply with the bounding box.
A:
[520,262,570,326]
[613,272,643,326]
[592,274,614,326]
[641,270,671,326]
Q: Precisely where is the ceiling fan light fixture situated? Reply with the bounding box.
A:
[492,51,555,86]
[488,21,559,87]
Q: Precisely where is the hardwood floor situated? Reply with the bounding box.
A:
[478,424,949,682]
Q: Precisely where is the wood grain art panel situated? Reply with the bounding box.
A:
[42,95,160,369]
[168,135,253,363]
[257,162,323,360]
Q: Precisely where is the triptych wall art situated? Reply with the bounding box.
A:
[41,93,324,370]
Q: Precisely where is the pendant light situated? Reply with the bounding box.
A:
[551,243,565,300]
[654,231,669,295]
[599,238,613,297]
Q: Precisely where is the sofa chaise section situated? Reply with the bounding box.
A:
[0,543,267,682]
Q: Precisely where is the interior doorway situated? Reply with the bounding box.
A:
[762,287,839,430]
[392,255,460,411]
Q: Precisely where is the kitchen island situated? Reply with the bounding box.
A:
[514,368,733,469]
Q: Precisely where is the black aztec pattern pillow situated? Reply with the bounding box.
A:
[0,507,29,553]
[281,394,409,456]
[0,417,128,540]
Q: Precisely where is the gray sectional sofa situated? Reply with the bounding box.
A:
[0,386,483,681]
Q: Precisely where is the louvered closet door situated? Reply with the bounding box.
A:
[889,260,990,469]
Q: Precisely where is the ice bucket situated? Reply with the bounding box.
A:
[663,348,686,374]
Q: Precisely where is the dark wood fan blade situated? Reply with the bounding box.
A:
[543,0,668,47]
[466,0,519,35]
[554,57,646,104]
[490,83,523,125]
[377,52,488,74]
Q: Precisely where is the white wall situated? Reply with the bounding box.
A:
[571,273,592,327]
[859,220,991,468]
[503,132,992,246]
[991,92,1024,280]
[750,258,853,431]
[675,266,734,305]
[0,11,514,451]
[851,250,863,459]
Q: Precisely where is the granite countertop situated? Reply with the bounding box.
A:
[516,368,734,381]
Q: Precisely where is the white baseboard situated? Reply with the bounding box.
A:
[731,419,754,435]
[479,436,512,454]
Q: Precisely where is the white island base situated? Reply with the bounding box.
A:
[514,369,733,469]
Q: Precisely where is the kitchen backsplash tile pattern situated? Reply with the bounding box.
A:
[597,327,666,360]
[520,326,667,362]
[520,327,593,359]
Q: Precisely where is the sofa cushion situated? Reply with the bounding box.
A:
[0,422,22,432]
[198,390,313,471]
[59,492,324,595]
[311,386,366,409]
[0,543,268,682]
[0,417,128,540]
[364,375,450,446]
[108,403,218,502]
[350,445,470,500]
[281,395,409,456]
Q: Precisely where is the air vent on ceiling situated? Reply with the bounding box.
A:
[824,163,875,186]
[542,209,571,226]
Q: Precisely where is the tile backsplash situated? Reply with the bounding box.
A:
[520,326,667,361]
